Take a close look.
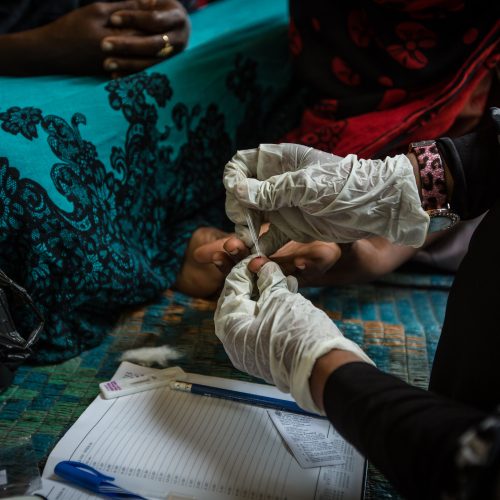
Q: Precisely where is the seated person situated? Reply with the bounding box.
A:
[0,0,292,366]
[0,0,495,370]
[0,0,194,77]
[194,0,498,285]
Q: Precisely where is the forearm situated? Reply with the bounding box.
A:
[318,361,486,499]
[437,107,500,219]
[310,349,364,410]
[405,106,500,224]
[319,238,419,286]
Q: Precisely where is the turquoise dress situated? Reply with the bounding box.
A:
[0,0,291,363]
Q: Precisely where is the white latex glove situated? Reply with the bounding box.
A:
[224,143,429,256]
[214,258,374,415]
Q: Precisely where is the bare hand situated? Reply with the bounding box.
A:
[36,1,139,75]
[193,230,343,288]
[101,0,190,75]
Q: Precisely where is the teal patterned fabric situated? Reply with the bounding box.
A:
[0,0,291,363]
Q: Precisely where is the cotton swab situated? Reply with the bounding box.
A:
[245,209,262,257]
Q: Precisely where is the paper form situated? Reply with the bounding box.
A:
[268,411,346,469]
[36,478,103,500]
[37,363,366,500]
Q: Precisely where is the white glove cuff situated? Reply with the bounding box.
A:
[290,337,374,416]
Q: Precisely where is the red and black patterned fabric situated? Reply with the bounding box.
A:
[286,0,499,158]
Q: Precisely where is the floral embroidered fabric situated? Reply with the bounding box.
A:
[286,0,499,158]
[0,0,291,363]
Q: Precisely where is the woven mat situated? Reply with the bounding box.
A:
[0,272,452,499]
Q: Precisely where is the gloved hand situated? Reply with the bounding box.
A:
[224,143,429,256]
[214,257,373,414]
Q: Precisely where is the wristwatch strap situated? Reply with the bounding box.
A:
[409,140,447,210]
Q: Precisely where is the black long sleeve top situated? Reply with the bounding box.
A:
[323,106,500,500]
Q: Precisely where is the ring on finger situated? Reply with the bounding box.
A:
[156,33,174,58]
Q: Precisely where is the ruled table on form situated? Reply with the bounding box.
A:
[38,362,366,500]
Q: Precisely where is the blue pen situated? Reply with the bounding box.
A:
[170,381,323,418]
[54,461,148,499]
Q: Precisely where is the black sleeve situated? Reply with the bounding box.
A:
[323,362,487,499]
[437,107,500,220]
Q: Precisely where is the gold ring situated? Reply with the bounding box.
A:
[156,34,174,58]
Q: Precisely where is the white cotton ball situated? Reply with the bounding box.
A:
[119,345,183,367]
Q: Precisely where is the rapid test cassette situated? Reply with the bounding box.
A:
[99,366,186,399]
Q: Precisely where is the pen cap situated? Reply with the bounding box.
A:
[54,461,114,490]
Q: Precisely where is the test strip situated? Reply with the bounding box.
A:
[245,210,262,257]
[99,366,185,399]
